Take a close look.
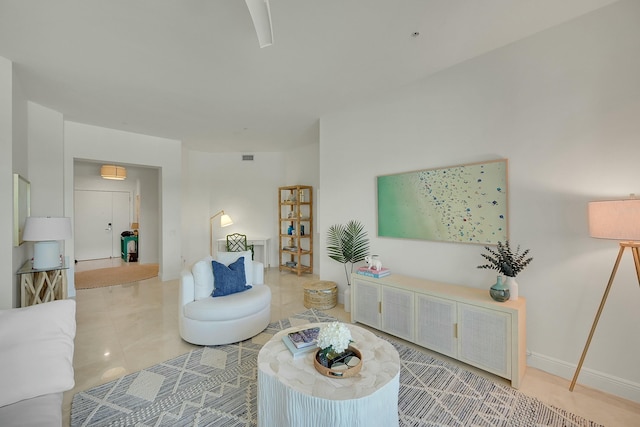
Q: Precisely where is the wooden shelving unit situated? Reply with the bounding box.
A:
[278,185,313,276]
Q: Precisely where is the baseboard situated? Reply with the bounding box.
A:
[528,351,640,403]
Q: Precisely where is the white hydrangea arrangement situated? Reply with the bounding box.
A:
[317,322,352,355]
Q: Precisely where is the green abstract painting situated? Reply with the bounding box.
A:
[377,159,508,245]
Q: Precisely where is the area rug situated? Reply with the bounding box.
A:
[71,310,602,427]
[75,264,159,289]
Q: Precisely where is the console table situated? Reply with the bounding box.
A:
[352,273,526,388]
[217,236,271,267]
[17,259,69,307]
[257,322,400,427]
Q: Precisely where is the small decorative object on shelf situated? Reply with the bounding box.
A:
[489,275,510,302]
[478,240,533,301]
[314,322,362,378]
[357,266,391,278]
[364,255,383,271]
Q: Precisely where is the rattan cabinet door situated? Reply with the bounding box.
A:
[352,278,381,329]
[381,286,414,341]
[458,303,512,379]
[415,293,457,359]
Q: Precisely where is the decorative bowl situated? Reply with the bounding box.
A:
[313,345,362,378]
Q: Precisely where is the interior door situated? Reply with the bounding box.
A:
[111,192,130,254]
[75,190,131,260]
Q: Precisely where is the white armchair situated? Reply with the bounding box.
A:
[179,251,272,346]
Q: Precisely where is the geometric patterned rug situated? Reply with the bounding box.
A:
[71,309,603,427]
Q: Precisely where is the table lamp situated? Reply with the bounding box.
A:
[210,210,233,256]
[22,216,73,269]
[570,196,640,391]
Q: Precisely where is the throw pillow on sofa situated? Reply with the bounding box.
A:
[192,250,254,300]
[217,250,254,286]
[192,256,214,300]
[212,257,252,297]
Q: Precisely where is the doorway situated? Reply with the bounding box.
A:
[74,190,131,261]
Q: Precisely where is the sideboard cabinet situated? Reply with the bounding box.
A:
[351,273,526,388]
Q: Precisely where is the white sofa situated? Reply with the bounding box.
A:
[0,299,76,426]
[179,251,272,346]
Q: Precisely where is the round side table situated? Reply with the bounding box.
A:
[303,280,337,310]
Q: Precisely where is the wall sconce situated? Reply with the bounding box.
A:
[22,216,73,269]
[101,165,127,180]
[210,210,234,256]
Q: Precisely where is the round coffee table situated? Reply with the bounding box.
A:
[257,322,400,427]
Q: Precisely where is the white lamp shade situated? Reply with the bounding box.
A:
[22,217,72,241]
[220,214,233,227]
[588,199,640,241]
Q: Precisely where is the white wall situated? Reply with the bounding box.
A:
[182,150,286,267]
[1,56,14,308]
[284,142,320,270]
[319,1,640,401]
[28,102,64,216]
[181,145,321,272]
[10,67,28,309]
[64,122,181,285]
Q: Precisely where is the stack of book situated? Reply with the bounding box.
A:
[282,327,320,358]
[356,267,391,278]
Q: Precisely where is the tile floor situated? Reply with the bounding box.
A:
[63,260,640,426]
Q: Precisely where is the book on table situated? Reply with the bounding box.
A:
[282,334,318,358]
[287,327,320,349]
[357,267,391,278]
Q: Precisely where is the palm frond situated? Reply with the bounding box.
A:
[326,219,370,285]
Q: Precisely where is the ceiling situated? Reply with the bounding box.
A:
[0,0,618,152]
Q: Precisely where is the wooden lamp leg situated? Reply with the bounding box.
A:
[570,243,640,391]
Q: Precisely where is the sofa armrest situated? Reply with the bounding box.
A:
[0,300,75,407]
[179,269,195,307]
[252,261,264,284]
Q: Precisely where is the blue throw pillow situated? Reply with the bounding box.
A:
[211,257,251,297]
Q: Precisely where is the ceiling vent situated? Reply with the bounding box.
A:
[242,154,254,161]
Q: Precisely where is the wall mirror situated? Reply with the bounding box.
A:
[13,174,31,246]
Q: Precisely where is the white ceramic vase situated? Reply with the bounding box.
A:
[344,287,351,312]
[505,276,518,301]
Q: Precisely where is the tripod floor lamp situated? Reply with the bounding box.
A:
[570,197,640,391]
[210,210,233,257]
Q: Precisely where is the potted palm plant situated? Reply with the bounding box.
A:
[327,219,371,285]
[326,220,370,311]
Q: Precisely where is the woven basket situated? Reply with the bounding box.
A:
[303,281,337,310]
[313,346,362,378]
